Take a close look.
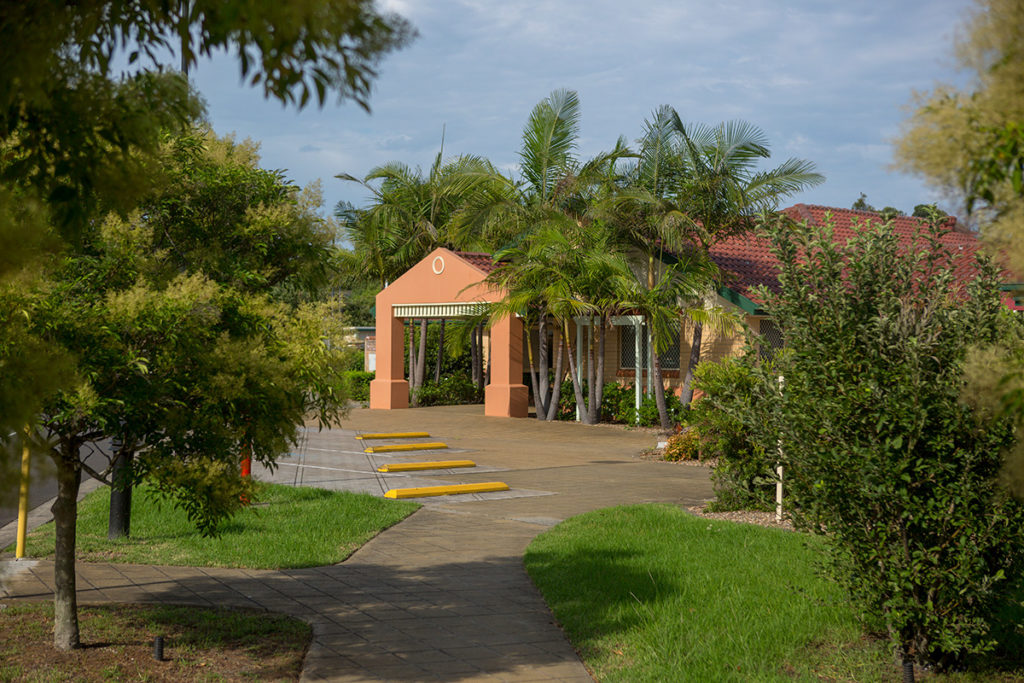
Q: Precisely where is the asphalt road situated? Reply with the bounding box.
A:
[0,442,109,530]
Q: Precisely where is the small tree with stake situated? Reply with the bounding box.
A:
[757,213,1024,679]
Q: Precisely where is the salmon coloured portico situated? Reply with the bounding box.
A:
[369,248,528,417]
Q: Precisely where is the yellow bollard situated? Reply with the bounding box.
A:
[15,428,30,559]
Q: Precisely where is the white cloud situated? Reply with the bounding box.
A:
[191,0,976,218]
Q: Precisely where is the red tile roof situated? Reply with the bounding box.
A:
[453,251,501,274]
[709,204,1010,310]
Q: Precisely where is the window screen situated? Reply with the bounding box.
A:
[619,324,680,370]
[759,318,785,361]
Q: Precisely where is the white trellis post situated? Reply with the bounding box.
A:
[776,374,785,523]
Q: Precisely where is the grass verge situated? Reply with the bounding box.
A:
[12,482,419,569]
[524,504,1024,682]
[0,601,309,682]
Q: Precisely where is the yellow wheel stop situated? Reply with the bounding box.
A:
[384,482,509,499]
[364,442,447,454]
[356,432,431,440]
[377,460,476,472]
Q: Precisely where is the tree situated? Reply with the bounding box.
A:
[893,0,1024,496]
[605,108,822,407]
[0,1,411,650]
[463,89,630,422]
[756,213,1024,677]
[894,0,1023,270]
[338,152,500,400]
[23,128,349,650]
[851,192,876,212]
[613,254,721,429]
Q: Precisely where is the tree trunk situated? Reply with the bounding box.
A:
[680,321,703,406]
[470,323,480,388]
[52,446,82,650]
[564,321,588,423]
[593,316,607,423]
[652,352,672,430]
[474,324,487,395]
[107,446,133,540]
[546,328,565,421]
[537,316,550,419]
[585,317,598,424]
[434,318,446,383]
[524,320,543,419]
[415,318,428,390]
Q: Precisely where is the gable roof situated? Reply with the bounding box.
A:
[709,204,1015,314]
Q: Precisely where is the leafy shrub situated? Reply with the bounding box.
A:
[338,345,365,372]
[663,429,700,461]
[413,372,481,407]
[687,358,778,511]
[556,380,685,427]
[755,215,1024,672]
[343,370,374,403]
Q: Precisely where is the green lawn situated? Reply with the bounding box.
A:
[13,482,419,569]
[523,504,886,682]
[525,504,1024,682]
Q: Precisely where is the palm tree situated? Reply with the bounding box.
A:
[463,89,631,421]
[613,252,732,429]
[607,108,824,406]
[337,152,499,398]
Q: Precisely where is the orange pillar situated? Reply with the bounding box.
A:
[485,315,528,417]
[370,306,409,409]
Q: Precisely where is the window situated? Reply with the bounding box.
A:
[619,324,680,370]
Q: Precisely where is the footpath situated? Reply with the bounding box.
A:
[1,405,714,682]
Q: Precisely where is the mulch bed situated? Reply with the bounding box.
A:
[0,602,310,682]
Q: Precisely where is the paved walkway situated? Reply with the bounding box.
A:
[1,405,714,682]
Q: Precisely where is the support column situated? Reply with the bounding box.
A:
[370,307,409,409]
[485,315,528,417]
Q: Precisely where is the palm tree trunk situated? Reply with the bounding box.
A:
[470,323,480,388]
[434,319,446,383]
[546,328,565,421]
[680,321,703,406]
[52,444,82,650]
[538,316,550,417]
[564,320,587,423]
[586,316,598,424]
[594,316,607,422]
[652,352,672,430]
[415,319,428,390]
[524,320,543,419]
[408,322,417,406]
[475,324,486,394]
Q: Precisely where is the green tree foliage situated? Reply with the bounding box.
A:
[894,0,1023,271]
[754,213,1024,674]
[0,1,411,651]
[604,108,823,406]
[27,129,350,649]
[894,0,1024,505]
[0,0,411,432]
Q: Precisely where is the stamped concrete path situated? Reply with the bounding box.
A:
[1,405,714,682]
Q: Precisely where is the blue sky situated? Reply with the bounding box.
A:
[190,0,972,220]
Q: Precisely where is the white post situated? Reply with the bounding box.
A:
[776,374,785,523]
[634,318,642,423]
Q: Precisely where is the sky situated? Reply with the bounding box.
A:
[189,0,974,221]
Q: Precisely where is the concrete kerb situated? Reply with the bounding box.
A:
[1,405,716,682]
